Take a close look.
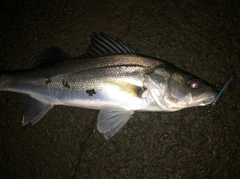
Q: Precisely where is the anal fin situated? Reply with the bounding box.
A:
[22,96,53,125]
[97,106,134,140]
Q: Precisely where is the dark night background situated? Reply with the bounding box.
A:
[0,0,240,178]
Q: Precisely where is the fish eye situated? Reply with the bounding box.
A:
[189,79,201,89]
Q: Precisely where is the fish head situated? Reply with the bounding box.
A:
[144,63,218,111]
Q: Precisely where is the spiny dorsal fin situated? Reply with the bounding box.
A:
[32,46,72,68]
[81,32,138,58]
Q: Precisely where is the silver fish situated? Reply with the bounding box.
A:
[1,32,219,139]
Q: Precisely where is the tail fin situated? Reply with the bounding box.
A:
[0,70,11,90]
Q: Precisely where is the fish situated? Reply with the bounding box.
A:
[0,32,221,140]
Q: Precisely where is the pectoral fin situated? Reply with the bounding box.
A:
[22,96,53,125]
[103,79,146,98]
[97,106,134,140]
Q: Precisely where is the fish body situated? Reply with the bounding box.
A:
[0,33,219,139]
[2,54,163,110]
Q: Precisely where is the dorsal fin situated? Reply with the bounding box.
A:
[81,32,138,58]
[32,46,72,68]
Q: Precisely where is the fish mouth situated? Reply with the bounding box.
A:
[203,96,216,105]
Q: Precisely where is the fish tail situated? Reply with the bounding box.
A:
[0,70,11,90]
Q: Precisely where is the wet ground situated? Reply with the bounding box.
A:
[0,0,240,178]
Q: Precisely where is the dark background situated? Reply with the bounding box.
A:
[0,0,239,178]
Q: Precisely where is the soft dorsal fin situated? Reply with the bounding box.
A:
[32,46,72,68]
[81,32,138,58]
